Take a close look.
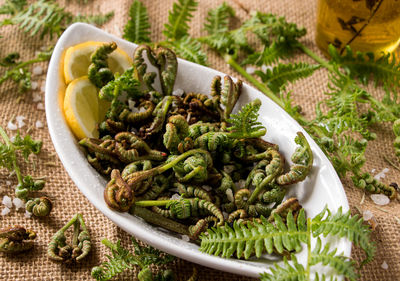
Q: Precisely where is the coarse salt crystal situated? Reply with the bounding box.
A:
[16,115,26,128]
[246,66,256,74]
[24,210,32,218]
[370,194,390,206]
[172,89,184,97]
[261,65,273,72]
[31,81,39,90]
[7,121,17,130]
[35,120,44,128]
[13,197,25,210]
[10,135,16,142]
[202,185,212,192]
[374,168,389,180]
[32,65,43,76]
[40,85,46,93]
[371,168,376,173]
[362,210,373,221]
[37,102,45,110]
[1,207,11,216]
[226,188,234,202]
[6,181,12,186]
[2,196,13,209]
[181,235,190,242]
[32,92,42,103]
[171,193,181,200]
[381,261,388,270]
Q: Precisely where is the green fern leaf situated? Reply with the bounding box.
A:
[123,0,151,43]
[164,36,207,65]
[226,98,267,139]
[0,0,27,15]
[329,44,400,92]
[204,2,235,35]
[73,11,114,26]
[199,210,307,259]
[259,255,306,281]
[163,0,198,40]
[311,238,358,281]
[255,62,320,93]
[311,206,375,265]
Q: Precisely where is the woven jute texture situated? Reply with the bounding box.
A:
[0,0,399,280]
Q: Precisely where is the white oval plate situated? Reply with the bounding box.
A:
[45,23,350,278]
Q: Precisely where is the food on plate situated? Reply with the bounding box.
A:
[63,41,313,255]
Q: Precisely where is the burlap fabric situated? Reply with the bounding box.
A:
[0,0,399,280]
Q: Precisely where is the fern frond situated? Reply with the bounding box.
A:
[311,206,375,265]
[241,43,290,66]
[163,0,198,40]
[227,98,267,139]
[311,238,358,281]
[0,0,27,15]
[73,11,114,26]
[199,210,307,259]
[204,2,235,35]
[329,45,400,92]
[123,0,151,43]
[9,0,71,39]
[259,255,306,281]
[164,36,207,65]
[255,62,320,93]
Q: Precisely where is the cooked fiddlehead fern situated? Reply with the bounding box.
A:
[0,225,36,254]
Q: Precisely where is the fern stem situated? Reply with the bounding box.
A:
[0,55,49,85]
[297,43,334,73]
[223,54,284,107]
[0,126,23,185]
[135,200,171,207]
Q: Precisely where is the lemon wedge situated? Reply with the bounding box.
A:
[63,41,132,84]
[63,76,110,139]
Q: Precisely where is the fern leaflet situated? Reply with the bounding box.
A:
[260,255,307,281]
[163,36,207,65]
[203,2,235,35]
[255,62,320,93]
[163,0,198,40]
[73,11,114,26]
[227,98,267,139]
[123,0,151,43]
[0,0,26,15]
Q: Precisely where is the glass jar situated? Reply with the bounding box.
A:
[316,0,400,57]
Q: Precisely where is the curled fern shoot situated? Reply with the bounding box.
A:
[227,98,266,139]
[123,0,151,43]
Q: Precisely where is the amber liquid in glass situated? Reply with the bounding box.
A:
[316,0,400,56]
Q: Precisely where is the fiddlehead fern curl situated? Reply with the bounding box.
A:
[174,182,212,202]
[169,151,213,183]
[276,132,313,186]
[119,100,155,124]
[144,95,173,136]
[122,160,153,195]
[47,214,91,263]
[88,42,117,88]
[268,198,303,223]
[138,174,170,200]
[25,197,52,217]
[188,122,220,139]
[0,226,36,254]
[352,172,398,199]
[132,44,158,93]
[393,119,400,157]
[221,76,242,121]
[163,114,193,154]
[104,169,135,212]
[155,46,177,96]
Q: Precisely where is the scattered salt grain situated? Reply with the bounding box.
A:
[362,210,373,221]
[181,235,190,242]
[13,197,25,210]
[6,181,11,186]
[371,168,376,173]
[31,81,39,90]
[171,193,181,200]
[172,89,184,97]
[2,196,13,209]
[261,65,273,72]
[226,188,234,202]
[245,66,256,74]
[223,212,229,220]
[374,168,389,180]
[1,207,10,216]
[202,185,212,192]
[40,84,46,93]
[32,65,43,76]
[24,210,32,218]
[370,194,390,206]
[10,135,16,142]
[7,121,17,130]
[32,92,42,103]
[16,115,26,128]
[35,120,44,128]
[37,102,45,110]
[381,261,388,270]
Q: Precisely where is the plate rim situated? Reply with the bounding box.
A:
[45,22,351,278]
